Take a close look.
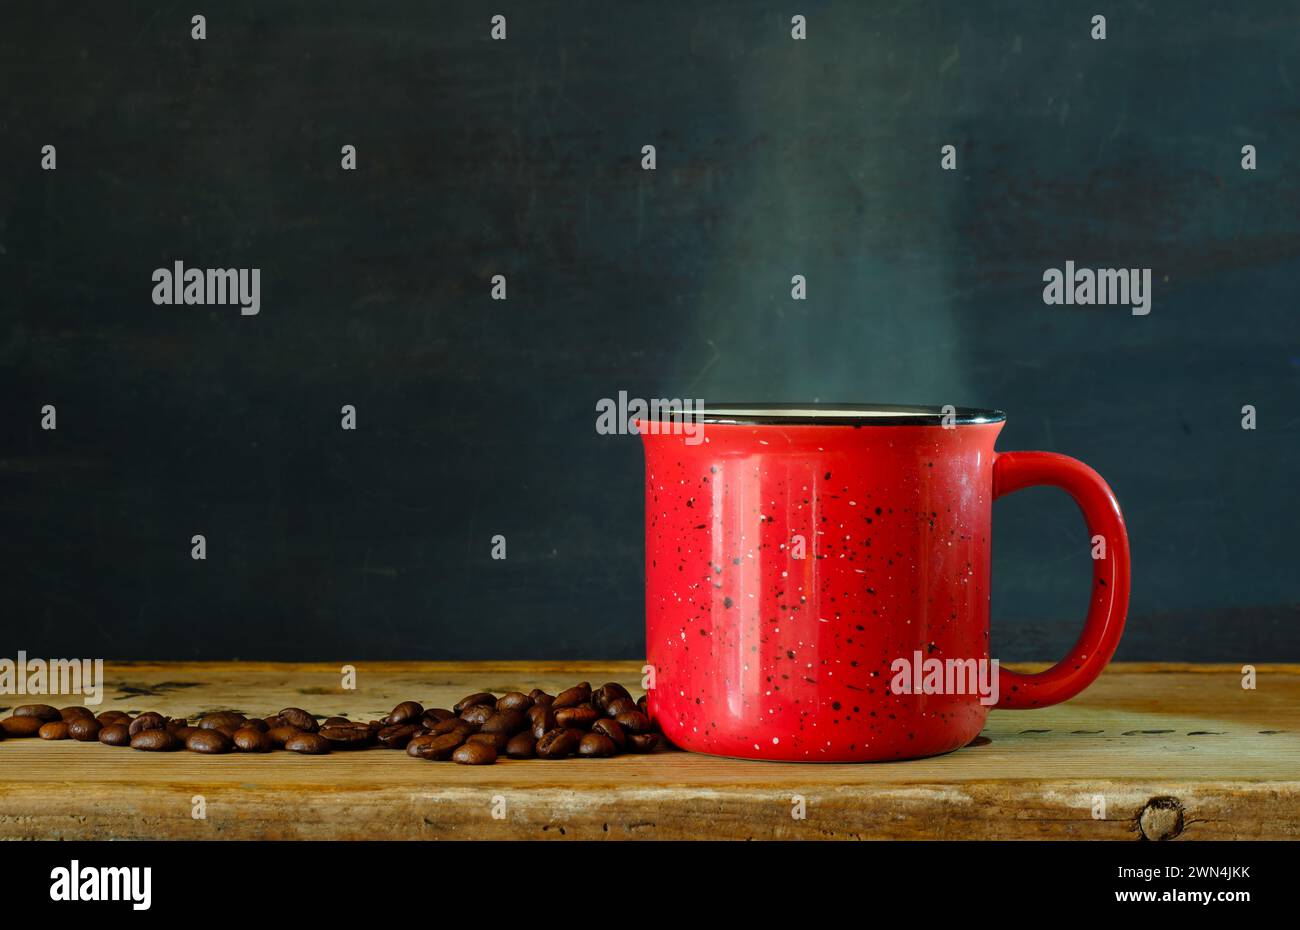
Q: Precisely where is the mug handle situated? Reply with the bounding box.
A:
[992,451,1130,708]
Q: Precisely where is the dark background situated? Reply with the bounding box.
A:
[2,2,1297,661]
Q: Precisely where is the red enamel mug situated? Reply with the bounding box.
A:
[637,405,1130,762]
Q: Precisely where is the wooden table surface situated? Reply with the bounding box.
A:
[1,662,1297,840]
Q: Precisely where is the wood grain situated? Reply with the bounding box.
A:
[1,662,1297,840]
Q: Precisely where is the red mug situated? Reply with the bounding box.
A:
[637,405,1130,762]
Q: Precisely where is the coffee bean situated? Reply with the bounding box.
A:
[278,708,318,732]
[128,712,166,736]
[480,710,527,734]
[378,724,418,749]
[604,697,637,718]
[59,706,96,722]
[467,731,511,752]
[98,723,131,746]
[592,683,632,713]
[166,717,189,733]
[239,717,269,732]
[614,710,652,734]
[263,715,287,729]
[387,701,423,725]
[284,732,331,754]
[535,728,580,759]
[459,703,496,726]
[322,716,351,727]
[186,729,233,754]
[553,683,591,708]
[453,692,496,714]
[198,712,246,730]
[495,692,532,712]
[418,731,469,760]
[505,733,536,758]
[637,695,648,715]
[528,689,555,707]
[430,717,473,737]
[38,721,70,740]
[555,704,600,729]
[1,716,45,737]
[406,735,436,758]
[319,725,373,750]
[421,708,455,725]
[591,718,626,750]
[68,717,102,741]
[452,742,497,765]
[13,704,61,722]
[578,732,618,757]
[627,732,661,753]
[173,726,199,742]
[233,727,273,752]
[131,729,180,751]
[266,726,301,747]
[96,710,131,726]
[528,705,557,740]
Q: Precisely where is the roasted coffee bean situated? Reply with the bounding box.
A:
[430,716,474,737]
[528,689,555,707]
[13,704,61,722]
[528,706,557,740]
[239,717,269,732]
[495,692,532,712]
[592,683,632,713]
[614,710,652,734]
[406,735,437,758]
[591,718,626,750]
[453,692,496,714]
[421,708,455,724]
[128,712,167,736]
[420,731,469,760]
[284,732,331,755]
[378,724,418,749]
[278,708,318,732]
[96,710,131,726]
[233,727,273,752]
[131,729,180,751]
[637,695,648,715]
[166,717,189,733]
[98,723,131,746]
[59,706,96,722]
[605,697,637,718]
[578,732,618,757]
[452,742,497,765]
[505,733,536,758]
[68,717,102,742]
[466,731,511,752]
[480,710,527,734]
[535,728,580,759]
[198,712,246,730]
[553,683,591,708]
[627,732,661,753]
[319,726,373,750]
[322,716,351,727]
[387,701,423,725]
[186,729,233,754]
[555,704,600,730]
[1,716,45,737]
[173,726,199,742]
[263,715,286,729]
[459,703,496,726]
[266,726,301,747]
[38,721,70,740]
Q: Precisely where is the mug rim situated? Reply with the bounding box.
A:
[647,403,1007,426]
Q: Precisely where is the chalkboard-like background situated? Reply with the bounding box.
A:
[2,2,1298,661]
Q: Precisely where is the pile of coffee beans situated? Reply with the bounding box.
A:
[0,682,663,766]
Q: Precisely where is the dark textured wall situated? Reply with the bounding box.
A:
[2,2,1298,661]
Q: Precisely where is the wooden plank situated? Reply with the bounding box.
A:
[1,662,1297,840]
